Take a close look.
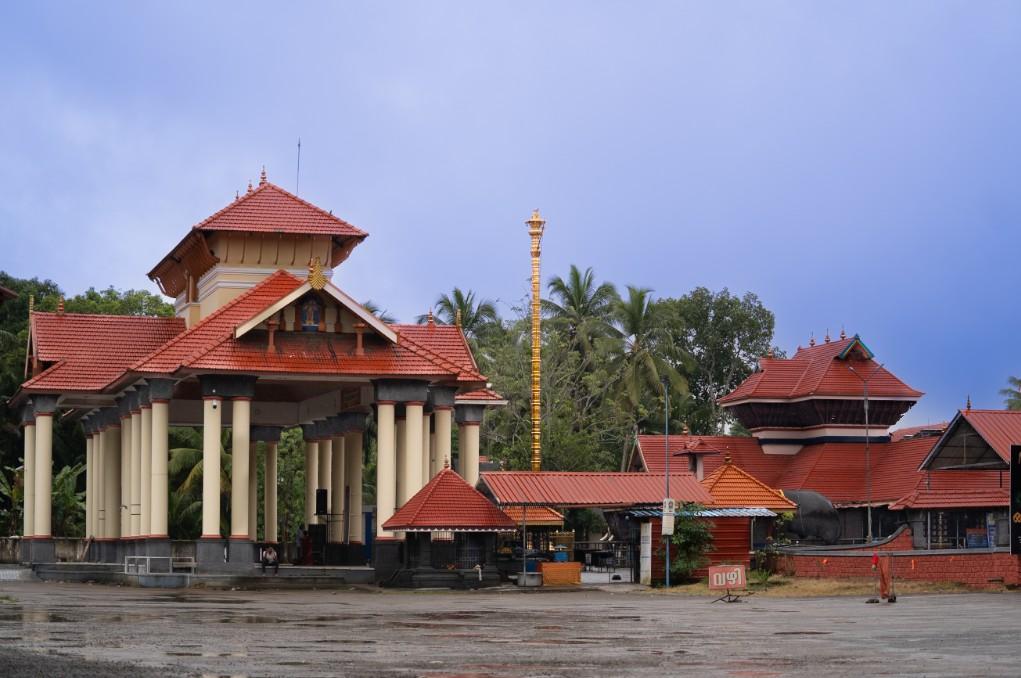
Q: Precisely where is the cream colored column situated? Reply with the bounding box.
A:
[318,437,332,525]
[329,436,345,543]
[345,429,364,544]
[105,422,122,539]
[201,397,222,539]
[150,399,170,538]
[84,433,93,538]
[433,407,453,477]
[401,402,423,505]
[459,422,481,487]
[129,407,141,537]
[304,440,318,528]
[230,398,251,540]
[95,428,105,538]
[264,441,278,543]
[248,443,258,541]
[375,402,396,537]
[421,412,431,489]
[139,404,152,536]
[33,411,53,538]
[22,421,35,538]
[120,414,130,538]
[394,412,406,507]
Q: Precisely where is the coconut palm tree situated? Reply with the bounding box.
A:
[1001,376,1021,410]
[543,265,618,353]
[416,288,499,339]
[168,428,233,536]
[606,286,687,411]
[362,300,396,324]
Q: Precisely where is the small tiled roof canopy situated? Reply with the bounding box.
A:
[700,460,797,512]
[480,472,714,508]
[382,468,517,532]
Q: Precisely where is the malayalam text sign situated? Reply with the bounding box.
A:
[708,564,746,590]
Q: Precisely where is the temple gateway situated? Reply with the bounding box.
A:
[13,171,504,573]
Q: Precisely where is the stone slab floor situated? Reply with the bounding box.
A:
[0,580,1018,677]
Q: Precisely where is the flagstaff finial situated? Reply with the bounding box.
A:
[307,257,327,290]
[259,166,267,185]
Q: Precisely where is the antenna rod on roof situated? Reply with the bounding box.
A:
[296,137,302,196]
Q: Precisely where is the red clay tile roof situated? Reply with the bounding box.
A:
[634,435,789,486]
[958,410,1021,464]
[395,324,483,383]
[382,468,516,531]
[719,335,922,404]
[502,505,565,526]
[194,181,366,238]
[701,462,797,511]
[890,422,948,442]
[455,388,507,403]
[889,487,1009,510]
[24,313,185,393]
[480,472,714,507]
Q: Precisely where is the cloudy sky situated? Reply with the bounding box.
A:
[2,2,1020,426]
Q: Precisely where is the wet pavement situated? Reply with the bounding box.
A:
[0,580,1019,677]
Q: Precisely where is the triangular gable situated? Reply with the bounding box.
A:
[920,410,1015,470]
[382,468,516,531]
[837,334,875,361]
[234,278,397,343]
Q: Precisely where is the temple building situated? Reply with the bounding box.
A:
[628,333,1013,549]
[13,171,503,571]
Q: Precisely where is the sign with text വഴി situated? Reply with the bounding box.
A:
[708,564,747,591]
[1011,445,1021,556]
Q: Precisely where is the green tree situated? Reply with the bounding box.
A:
[362,300,397,324]
[64,287,173,317]
[417,288,499,340]
[667,504,714,583]
[1001,376,1021,410]
[543,265,618,354]
[51,463,85,537]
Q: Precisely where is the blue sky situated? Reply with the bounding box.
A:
[1,2,1019,426]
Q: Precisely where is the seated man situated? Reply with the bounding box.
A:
[261,545,279,575]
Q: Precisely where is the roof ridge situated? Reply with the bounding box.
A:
[131,269,302,372]
[259,181,367,237]
[397,330,473,378]
[403,468,449,525]
[719,463,792,504]
[32,311,182,322]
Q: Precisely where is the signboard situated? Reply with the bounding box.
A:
[708,564,747,591]
[661,498,676,535]
[1012,445,1021,555]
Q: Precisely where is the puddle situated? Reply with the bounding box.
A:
[218,616,282,624]
[773,631,832,636]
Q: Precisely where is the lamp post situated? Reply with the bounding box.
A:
[847,362,884,543]
[663,377,670,588]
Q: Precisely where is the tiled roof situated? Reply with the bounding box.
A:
[889,487,1009,510]
[382,468,516,532]
[959,409,1021,463]
[24,313,185,392]
[395,323,484,383]
[634,435,788,486]
[455,388,507,403]
[502,505,565,526]
[129,270,485,383]
[480,472,714,507]
[701,462,797,511]
[890,422,948,442]
[719,335,922,404]
[193,181,366,238]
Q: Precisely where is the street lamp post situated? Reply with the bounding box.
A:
[663,378,670,588]
[847,362,884,543]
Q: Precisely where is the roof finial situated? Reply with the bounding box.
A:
[247,180,253,194]
[307,256,327,290]
[724,450,732,465]
[840,326,846,340]
[427,308,434,327]
[809,332,816,347]
[455,308,462,328]
[443,456,450,469]
[235,190,239,201]
[259,165,267,185]
[682,422,690,436]
[57,296,64,314]
[966,395,972,413]
[824,328,830,343]
[766,347,775,359]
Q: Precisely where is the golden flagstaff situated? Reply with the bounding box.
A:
[527,209,545,472]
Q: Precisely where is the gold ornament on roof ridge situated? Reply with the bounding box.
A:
[307,256,328,290]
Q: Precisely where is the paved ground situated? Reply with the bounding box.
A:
[1,580,1019,677]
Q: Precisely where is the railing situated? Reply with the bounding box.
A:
[123,556,196,576]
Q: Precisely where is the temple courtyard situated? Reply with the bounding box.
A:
[0,581,1018,677]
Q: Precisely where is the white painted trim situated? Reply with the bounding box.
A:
[753,426,891,440]
[197,265,317,289]
[455,398,509,407]
[721,395,919,407]
[234,280,397,343]
[196,280,257,303]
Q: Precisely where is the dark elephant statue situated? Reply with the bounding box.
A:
[782,490,841,545]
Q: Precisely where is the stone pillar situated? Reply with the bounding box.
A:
[456,404,485,487]
[421,409,432,489]
[230,397,251,540]
[149,379,172,540]
[84,424,94,539]
[118,399,131,539]
[394,406,406,508]
[139,387,152,537]
[103,410,122,542]
[264,441,278,543]
[375,401,396,537]
[344,424,364,545]
[329,435,345,543]
[248,443,258,542]
[201,396,222,539]
[96,427,105,541]
[318,435,332,525]
[22,410,35,540]
[401,401,424,504]
[303,436,319,529]
[429,387,457,478]
[129,393,142,538]
[33,396,58,540]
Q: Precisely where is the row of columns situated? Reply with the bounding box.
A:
[299,414,366,544]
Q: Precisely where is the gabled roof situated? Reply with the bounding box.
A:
[502,505,565,526]
[701,461,797,511]
[382,467,516,532]
[719,335,922,405]
[633,435,788,485]
[480,472,714,508]
[920,409,1021,470]
[455,388,508,406]
[24,312,185,393]
[889,487,1009,510]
